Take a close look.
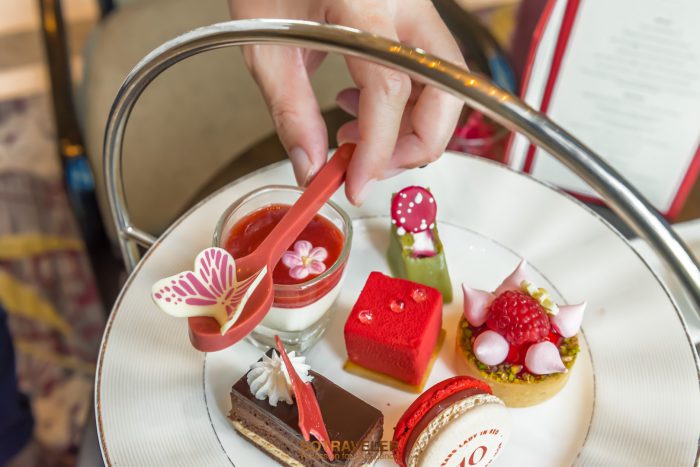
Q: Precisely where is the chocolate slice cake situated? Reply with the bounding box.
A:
[229,350,384,466]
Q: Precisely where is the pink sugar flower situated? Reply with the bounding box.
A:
[281,240,328,280]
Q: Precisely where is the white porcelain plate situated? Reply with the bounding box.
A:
[96,153,700,466]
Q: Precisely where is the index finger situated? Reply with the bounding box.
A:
[388,5,465,171]
[337,14,411,204]
[344,59,411,204]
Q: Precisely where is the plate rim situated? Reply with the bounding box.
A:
[94,153,700,466]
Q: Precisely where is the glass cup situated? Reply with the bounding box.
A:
[447,128,509,162]
[447,109,509,162]
[213,185,352,352]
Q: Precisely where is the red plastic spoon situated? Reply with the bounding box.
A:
[188,144,355,351]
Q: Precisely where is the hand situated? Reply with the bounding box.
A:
[229,0,465,205]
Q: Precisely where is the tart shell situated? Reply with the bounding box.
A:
[455,316,576,408]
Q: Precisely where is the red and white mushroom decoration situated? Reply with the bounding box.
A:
[391,186,438,256]
[391,186,437,235]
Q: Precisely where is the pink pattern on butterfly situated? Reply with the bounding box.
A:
[152,247,267,335]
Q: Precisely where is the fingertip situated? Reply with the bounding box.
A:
[346,177,375,206]
[345,147,379,206]
[303,150,329,186]
[336,120,360,145]
[288,147,313,186]
[247,47,329,187]
[380,166,406,180]
[273,105,328,186]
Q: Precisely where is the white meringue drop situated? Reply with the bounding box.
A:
[494,260,529,295]
[551,302,586,338]
[524,341,567,375]
[462,284,495,327]
[473,330,509,366]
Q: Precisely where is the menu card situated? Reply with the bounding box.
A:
[506,0,700,218]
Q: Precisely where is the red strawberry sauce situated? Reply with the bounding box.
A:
[224,204,344,286]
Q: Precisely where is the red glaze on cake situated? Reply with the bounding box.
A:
[344,272,442,386]
[393,376,492,466]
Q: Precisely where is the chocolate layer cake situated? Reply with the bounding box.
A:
[229,351,384,466]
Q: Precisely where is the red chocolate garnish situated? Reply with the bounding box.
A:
[393,376,492,466]
[391,186,437,234]
[274,336,334,462]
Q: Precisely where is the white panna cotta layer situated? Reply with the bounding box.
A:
[259,277,345,332]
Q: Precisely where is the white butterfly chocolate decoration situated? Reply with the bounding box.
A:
[152,247,267,335]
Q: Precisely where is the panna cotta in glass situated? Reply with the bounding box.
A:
[214,186,352,352]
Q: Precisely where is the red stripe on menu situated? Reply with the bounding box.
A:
[666,143,700,219]
[519,0,700,218]
[504,0,558,166]
[523,0,582,173]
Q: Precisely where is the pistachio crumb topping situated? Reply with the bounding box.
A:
[459,317,579,383]
[520,280,559,315]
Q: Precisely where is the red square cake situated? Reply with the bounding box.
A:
[344,272,443,387]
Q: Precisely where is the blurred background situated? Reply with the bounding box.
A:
[1,0,695,465]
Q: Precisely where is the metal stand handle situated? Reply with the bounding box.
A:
[104,19,700,318]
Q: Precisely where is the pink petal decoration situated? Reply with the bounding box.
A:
[525,341,567,375]
[308,261,326,275]
[290,266,310,280]
[151,247,267,335]
[494,260,529,295]
[294,240,312,257]
[473,330,509,366]
[462,284,495,327]
[309,247,328,262]
[551,302,586,338]
[281,252,303,268]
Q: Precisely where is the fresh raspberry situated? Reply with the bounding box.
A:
[545,329,561,345]
[486,290,550,346]
[505,343,526,365]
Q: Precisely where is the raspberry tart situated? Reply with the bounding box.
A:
[387,186,453,302]
[455,261,586,407]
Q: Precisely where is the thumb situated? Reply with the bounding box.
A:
[244,45,328,186]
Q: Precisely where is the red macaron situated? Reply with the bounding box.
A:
[393,376,494,467]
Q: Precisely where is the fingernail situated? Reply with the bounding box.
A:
[381,167,406,179]
[354,179,375,206]
[336,88,360,117]
[289,147,313,186]
[337,99,358,117]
